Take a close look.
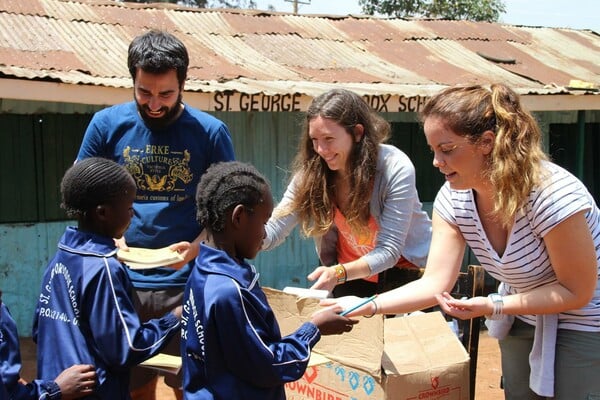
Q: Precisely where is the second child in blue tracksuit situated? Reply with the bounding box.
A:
[181,161,358,400]
[1,291,96,400]
[32,158,182,400]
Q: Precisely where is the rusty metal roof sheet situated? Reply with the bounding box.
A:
[0,0,598,98]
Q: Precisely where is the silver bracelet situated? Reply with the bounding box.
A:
[363,298,378,318]
[486,293,504,320]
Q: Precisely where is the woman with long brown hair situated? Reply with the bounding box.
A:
[263,88,432,297]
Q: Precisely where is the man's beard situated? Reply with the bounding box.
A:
[136,93,183,131]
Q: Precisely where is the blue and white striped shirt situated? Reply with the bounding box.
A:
[434,162,600,331]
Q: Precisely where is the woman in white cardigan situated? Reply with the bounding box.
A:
[263,88,431,297]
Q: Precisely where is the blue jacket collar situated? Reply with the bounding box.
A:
[197,243,259,289]
[58,226,118,257]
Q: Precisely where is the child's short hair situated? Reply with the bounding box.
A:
[196,161,269,233]
[61,157,135,218]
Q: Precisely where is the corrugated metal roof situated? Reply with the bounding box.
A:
[0,0,598,98]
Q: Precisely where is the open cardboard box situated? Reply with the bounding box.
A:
[264,288,470,400]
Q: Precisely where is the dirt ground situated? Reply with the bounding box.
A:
[473,331,504,400]
[18,330,504,399]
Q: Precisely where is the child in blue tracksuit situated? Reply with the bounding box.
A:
[32,157,182,399]
[1,290,96,399]
[181,161,358,400]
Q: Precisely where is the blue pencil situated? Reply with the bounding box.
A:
[340,294,378,316]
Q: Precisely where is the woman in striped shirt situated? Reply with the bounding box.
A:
[330,84,600,399]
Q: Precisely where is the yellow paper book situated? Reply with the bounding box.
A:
[140,353,181,375]
[307,352,330,367]
[117,247,184,269]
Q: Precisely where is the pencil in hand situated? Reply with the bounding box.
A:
[340,294,378,316]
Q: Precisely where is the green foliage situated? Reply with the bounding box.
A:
[358,0,506,22]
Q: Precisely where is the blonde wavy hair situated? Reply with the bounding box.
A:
[420,83,548,227]
[277,88,390,237]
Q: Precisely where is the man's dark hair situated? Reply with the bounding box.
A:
[127,30,189,86]
[61,157,135,218]
[196,161,269,233]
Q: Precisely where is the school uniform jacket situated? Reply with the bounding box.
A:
[32,227,180,399]
[1,303,61,400]
[181,244,321,400]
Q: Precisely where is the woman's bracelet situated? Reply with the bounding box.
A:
[363,298,378,318]
[485,293,504,320]
[333,263,347,284]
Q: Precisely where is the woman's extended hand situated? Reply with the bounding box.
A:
[113,236,128,250]
[307,266,338,292]
[171,305,183,319]
[320,296,366,317]
[168,241,194,269]
[435,292,491,320]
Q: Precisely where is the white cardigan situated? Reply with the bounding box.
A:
[263,144,432,275]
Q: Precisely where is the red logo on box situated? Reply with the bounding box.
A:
[305,367,318,384]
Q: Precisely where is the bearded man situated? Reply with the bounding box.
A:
[76,29,235,400]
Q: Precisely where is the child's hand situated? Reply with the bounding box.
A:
[310,308,358,335]
[54,364,96,400]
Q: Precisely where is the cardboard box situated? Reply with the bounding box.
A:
[381,313,470,400]
[264,288,469,400]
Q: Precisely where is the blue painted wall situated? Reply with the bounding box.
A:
[1,221,71,334]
